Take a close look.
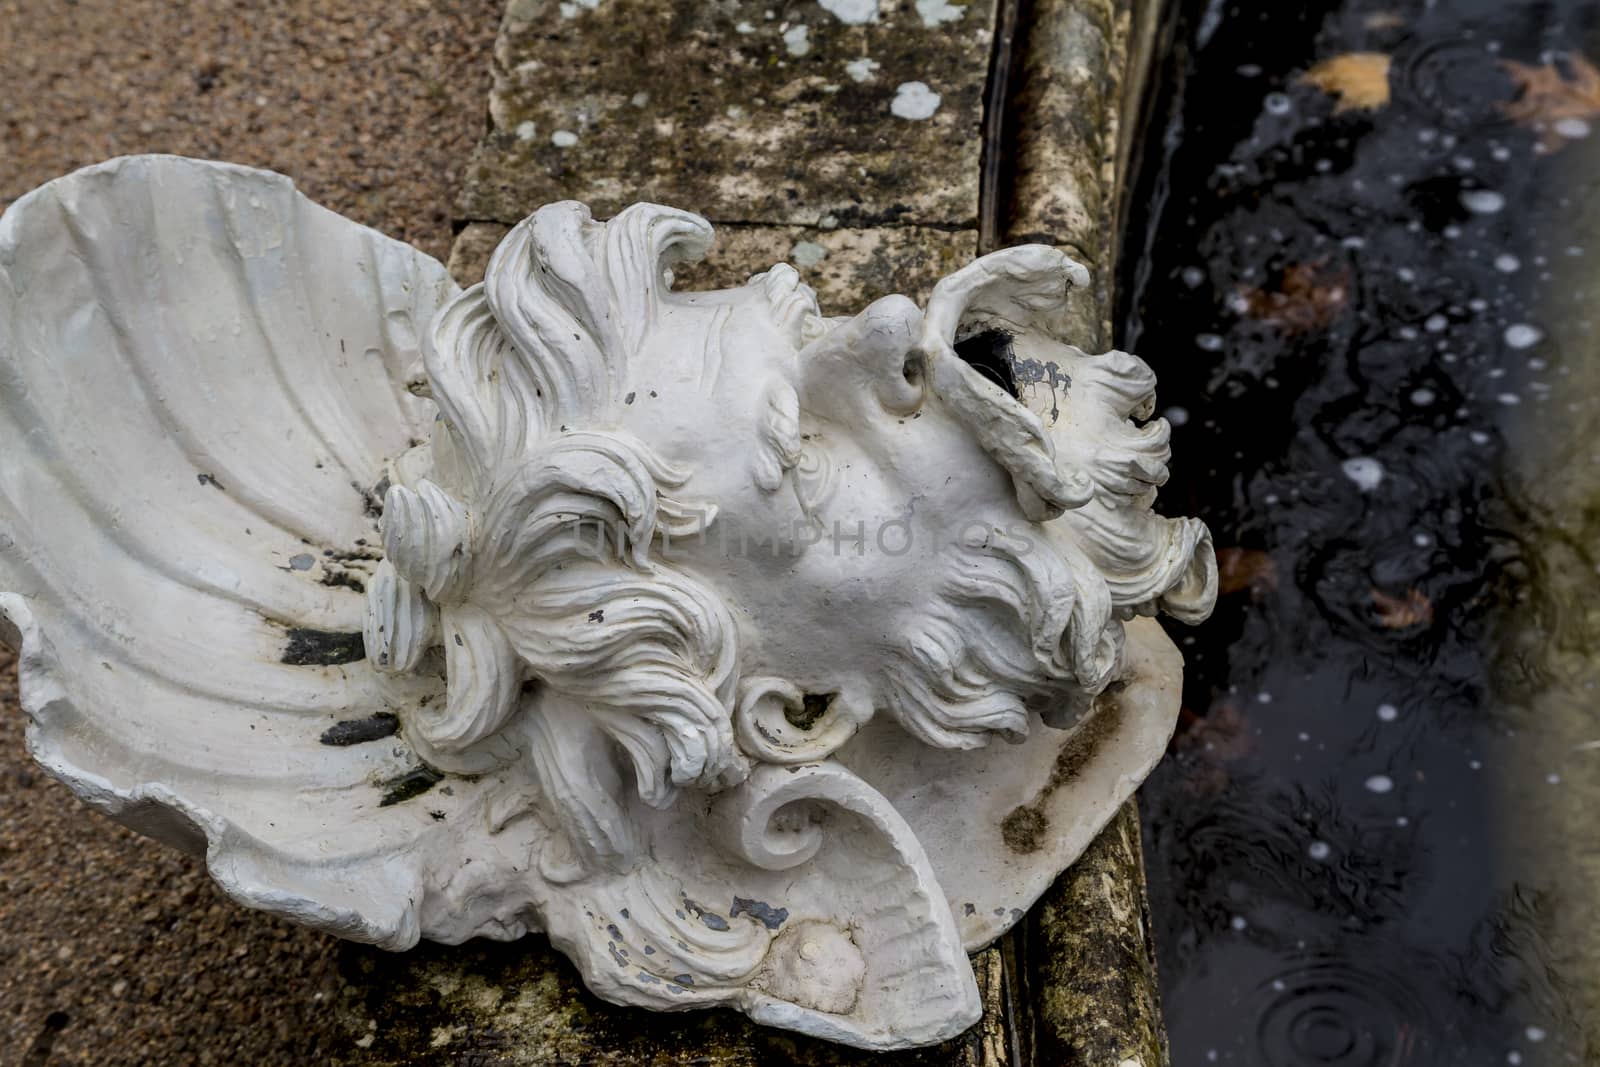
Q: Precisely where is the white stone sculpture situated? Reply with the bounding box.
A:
[0,156,1215,1049]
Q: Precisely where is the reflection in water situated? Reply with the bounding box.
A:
[1121,0,1599,1062]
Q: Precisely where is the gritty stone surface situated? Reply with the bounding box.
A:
[332,938,1012,1066]
[0,2,500,1062]
[457,0,996,227]
[1029,802,1168,1067]
[0,647,348,1065]
[446,221,513,286]
[1007,0,1125,269]
[0,0,503,266]
[674,225,978,310]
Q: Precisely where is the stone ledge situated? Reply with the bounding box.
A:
[458,0,997,229]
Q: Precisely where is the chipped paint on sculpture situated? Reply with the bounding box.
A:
[0,156,1215,1050]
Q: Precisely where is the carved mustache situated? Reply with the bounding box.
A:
[796,246,1100,523]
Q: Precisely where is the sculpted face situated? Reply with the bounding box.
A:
[364,201,1217,1044]
[0,160,1215,1052]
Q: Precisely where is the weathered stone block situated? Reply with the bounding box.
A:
[458,0,996,228]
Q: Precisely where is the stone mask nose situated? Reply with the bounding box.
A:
[795,294,926,418]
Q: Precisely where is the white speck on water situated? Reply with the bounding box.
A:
[1365,774,1395,794]
[844,56,881,82]
[1411,387,1436,406]
[1257,691,1273,704]
[1497,392,1522,406]
[1165,405,1190,427]
[1425,313,1449,333]
[783,24,811,56]
[1495,254,1521,273]
[890,81,941,120]
[1554,116,1592,139]
[1206,1051,1219,1064]
[1265,91,1292,115]
[1377,703,1399,722]
[1526,1027,1547,1043]
[1308,840,1331,861]
[1396,815,1410,826]
[516,120,537,141]
[1230,915,1248,931]
[1505,323,1544,349]
[1181,266,1206,288]
[1492,144,1512,161]
[735,20,755,32]
[915,0,967,26]
[1413,532,1433,548]
[819,0,879,22]
[1547,772,1562,785]
[1461,189,1506,214]
[790,240,828,267]
[1397,267,1417,283]
[1342,235,1366,249]
[1196,332,1225,351]
[1471,430,1491,445]
[1470,759,1483,770]
[1341,457,1385,492]
[551,129,579,148]
[1298,731,1311,742]
[1508,1052,1523,1066]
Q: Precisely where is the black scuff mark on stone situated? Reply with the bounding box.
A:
[353,477,389,520]
[786,693,831,731]
[624,391,636,404]
[428,810,446,821]
[320,712,400,746]
[588,609,605,623]
[964,902,977,916]
[730,897,789,930]
[197,472,225,490]
[1012,349,1073,423]
[319,569,367,594]
[281,628,366,666]
[378,764,445,807]
[682,897,730,931]
[673,974,695,987]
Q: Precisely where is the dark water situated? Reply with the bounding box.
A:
[1121,1,1600,1063]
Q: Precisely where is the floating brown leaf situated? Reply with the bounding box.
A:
[1501,53,1600,151]
[1215,547,1279,595]
[1371,586,1434,629]
[1301,52,1393,113]
[1239,262,1351,334]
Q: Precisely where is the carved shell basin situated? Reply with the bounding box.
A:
[0,156,1214,1049]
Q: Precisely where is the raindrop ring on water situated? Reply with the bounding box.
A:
[1254,960,1432,1067]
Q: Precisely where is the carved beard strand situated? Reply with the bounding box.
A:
[878,522,1123,750]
